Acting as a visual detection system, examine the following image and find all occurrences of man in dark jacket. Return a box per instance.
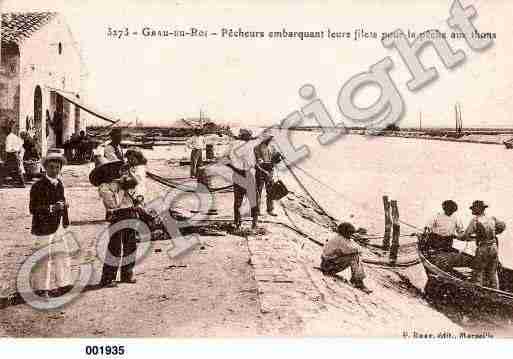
[29,149,71,298]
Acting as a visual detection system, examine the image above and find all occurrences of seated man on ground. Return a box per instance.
[320,222,372,294]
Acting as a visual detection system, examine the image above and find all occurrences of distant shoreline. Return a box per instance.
[285,128,513,146]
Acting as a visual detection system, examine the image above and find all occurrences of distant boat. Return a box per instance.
[504,139,513,149]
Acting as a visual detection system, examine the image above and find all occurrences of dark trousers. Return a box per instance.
[100,227,137,283]
[428,250,474,271]
[190,149,202,177]
[472,244,499,289]
[321,254,366,282]
[234,181,258,228]
[256,163,274,214]
[5,152,25,186]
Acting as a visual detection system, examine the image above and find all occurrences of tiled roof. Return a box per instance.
[1,12,58,45]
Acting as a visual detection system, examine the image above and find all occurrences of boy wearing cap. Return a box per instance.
[458,200,505,289]
[29,149,71,298]
[321,222,372,293]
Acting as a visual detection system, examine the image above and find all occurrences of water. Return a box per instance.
[146,133,513,266]
[275,133,513,267]
[145,133,513,331]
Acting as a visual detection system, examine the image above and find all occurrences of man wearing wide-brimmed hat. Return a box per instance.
[254,131,279,217]
[227,128,259,229]
[104,128,124,161]
[29,149,72,298]
[90,155,139,287]
[458,200,506,289]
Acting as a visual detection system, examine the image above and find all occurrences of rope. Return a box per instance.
[281,157,338,229]
[289,162,424,233]
[146,171,233,193]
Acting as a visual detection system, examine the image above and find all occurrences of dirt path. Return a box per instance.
[0,234,263,337]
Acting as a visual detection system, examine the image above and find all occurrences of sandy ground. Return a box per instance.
[0,145,499,337]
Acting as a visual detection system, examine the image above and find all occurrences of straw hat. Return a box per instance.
[42,148,67,168]
[469,200,488,211]
[89,155,124,187]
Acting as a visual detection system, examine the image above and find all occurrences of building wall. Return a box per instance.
[17,14,83,156]
[0,44,21,159]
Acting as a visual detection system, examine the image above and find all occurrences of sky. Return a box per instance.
[2,0,513,128]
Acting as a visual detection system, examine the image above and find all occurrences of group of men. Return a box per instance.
[425,199,506,289]
[224,129,280,230]
[63,130,93,162]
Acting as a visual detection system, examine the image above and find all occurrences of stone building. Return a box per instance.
[0,12,86,158]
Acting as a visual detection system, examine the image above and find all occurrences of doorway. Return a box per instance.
[33,85,43,154]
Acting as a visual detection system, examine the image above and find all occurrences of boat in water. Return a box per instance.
[417,233,513,307]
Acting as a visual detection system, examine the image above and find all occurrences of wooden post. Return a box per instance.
[390,200,400,263]
[383,196,391,250]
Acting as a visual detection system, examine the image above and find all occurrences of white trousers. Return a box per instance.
[31,226,72,291]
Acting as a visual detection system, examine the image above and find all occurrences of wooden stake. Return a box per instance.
[383,196,391,250]
[390,200,400,263]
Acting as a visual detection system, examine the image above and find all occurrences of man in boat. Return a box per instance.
[458,200,505,289]
[425,200,464,251]
[424,200,476,272]
[320,222,372,294]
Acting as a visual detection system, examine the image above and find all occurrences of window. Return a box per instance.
[58,42,62,55]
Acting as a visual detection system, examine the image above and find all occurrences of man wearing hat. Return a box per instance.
[104,128,124,161]
[228,128,259,229]
[90,155,139,287]
[458,200,506,289]
[320,222,372,293]
[254,132,278,217]
[29,149,72,298]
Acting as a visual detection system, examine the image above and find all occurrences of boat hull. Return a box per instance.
[418,235,513,307]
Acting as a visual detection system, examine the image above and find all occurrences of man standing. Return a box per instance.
[254,134,277,216]
[4,124,25,187]
[187,128,206,177]
[90,156,139,287]
[29,150,71,298]
[228,129,259,230]
[424,200,474,272]
[104,128,124,161]
[458,200,505,289]
[321,222,372,293]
